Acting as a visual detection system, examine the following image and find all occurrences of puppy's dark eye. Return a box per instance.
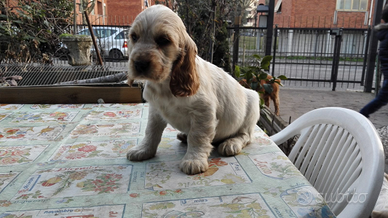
[131,33,139,43]
[155,36,171,46]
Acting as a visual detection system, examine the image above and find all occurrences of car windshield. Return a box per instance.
[78,28,118,39]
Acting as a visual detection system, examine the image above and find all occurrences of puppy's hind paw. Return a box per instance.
[126,147,156,161]
[218,138,244,156]
[179,158,208,175]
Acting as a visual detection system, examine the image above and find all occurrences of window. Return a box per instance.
[115,30,129,40]
[275,0,282,13]
[78,29,92,36]
[98,1,102,15]
[337,0,368,11]
[96,29,117,38]
[78,28,117,39]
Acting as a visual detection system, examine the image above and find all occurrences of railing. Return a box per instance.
[228,25,371,91]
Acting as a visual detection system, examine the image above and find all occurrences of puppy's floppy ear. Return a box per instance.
[170,34,199,97]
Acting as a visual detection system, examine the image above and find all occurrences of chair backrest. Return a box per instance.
[270,107,385,218]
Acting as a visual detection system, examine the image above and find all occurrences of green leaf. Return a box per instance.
[274,80,284,86]
[263,55,273,61]
[241,67,250,75]
[252,54,261,60]
[258,73,268,80]
[245,71,253,82]
[261,55,273,71]
[247,66,258,70]
[263,84,273,94]
[234,65,241,78]
[277,75,288,80]
[251,82,258,90]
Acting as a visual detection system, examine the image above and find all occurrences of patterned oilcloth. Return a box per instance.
[0,103,335,217]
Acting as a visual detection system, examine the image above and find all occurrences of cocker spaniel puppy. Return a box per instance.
[126,5,260,175]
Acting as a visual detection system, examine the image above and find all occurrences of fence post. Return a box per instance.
[361,28,371,86]
[272,25,278,76]
[265,0,275,57]
[365,0,384,93]
[330,28,343,91]
[232,16,241,75]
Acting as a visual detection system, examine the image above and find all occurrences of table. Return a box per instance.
[0,103,335,217]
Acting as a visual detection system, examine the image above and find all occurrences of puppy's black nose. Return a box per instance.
[134,60,150,73]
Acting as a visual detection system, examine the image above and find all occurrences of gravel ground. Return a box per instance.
[376,126,388,173]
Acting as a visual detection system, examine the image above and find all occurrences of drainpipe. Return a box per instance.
[101,0,105,25]
[73,0,77,34]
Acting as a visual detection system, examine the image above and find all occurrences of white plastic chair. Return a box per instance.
[270,107,385,218]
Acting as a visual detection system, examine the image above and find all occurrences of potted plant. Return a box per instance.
[234,55,287,103]
[234,55,288,135]
[59,33,93,66]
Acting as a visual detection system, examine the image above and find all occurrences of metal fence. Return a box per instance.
[2,11,376,91]
[0,15,133,87]
[228,24,373,91]
[227,27,267,67]
[272,27,370,90]
[0,64,126,87]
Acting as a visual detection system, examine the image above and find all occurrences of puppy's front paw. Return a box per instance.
[126,147,156,161]
[179,158,208,175]
[218,138,243,156]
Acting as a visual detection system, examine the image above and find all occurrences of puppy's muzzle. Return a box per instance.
[134,60,150,73]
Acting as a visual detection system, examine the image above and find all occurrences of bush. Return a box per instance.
[175,1,232,71]
[0,0,74,63]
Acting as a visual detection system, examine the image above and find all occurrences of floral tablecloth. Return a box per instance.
[0,103,335,217]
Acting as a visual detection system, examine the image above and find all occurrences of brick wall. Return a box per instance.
[107,0,143,25]
[106,0,173,25]
[258,0,375,28]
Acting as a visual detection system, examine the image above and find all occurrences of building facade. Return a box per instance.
[258,0,378,28]
[106,0,172,25]
[106,0,144,25]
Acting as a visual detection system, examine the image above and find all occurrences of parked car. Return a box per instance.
[77,26,129,60]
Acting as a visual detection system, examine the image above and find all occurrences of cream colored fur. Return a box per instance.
[126,5,260,175]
